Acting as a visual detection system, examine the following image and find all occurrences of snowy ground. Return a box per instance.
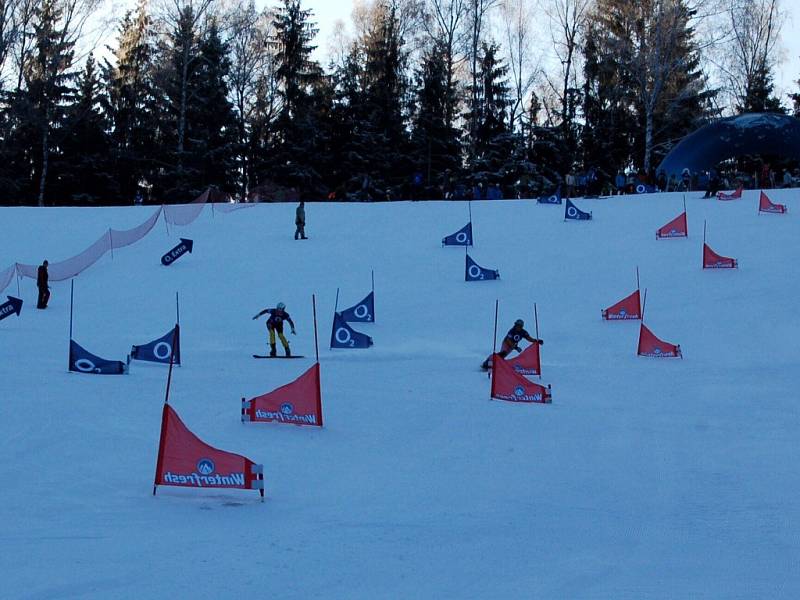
[1,191,798,599]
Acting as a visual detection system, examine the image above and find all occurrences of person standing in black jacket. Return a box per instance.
[295,201,307,239]
[37,260,50,309]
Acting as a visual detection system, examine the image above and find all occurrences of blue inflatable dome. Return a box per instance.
[657,113,800,178]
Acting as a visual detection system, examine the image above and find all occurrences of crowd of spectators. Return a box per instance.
[244,160,799,204]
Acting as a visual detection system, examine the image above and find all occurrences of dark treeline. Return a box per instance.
[0,0,791,206]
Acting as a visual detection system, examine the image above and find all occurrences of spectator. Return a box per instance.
[566,170,576,198]
[681,168,691,191]
[615,170,626,195]
[657,170,667,192]
[760,162,772,189]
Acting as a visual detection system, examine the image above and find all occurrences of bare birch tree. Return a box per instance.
[720,0,784,111]
[465,0,499,154]
[226,1,276,196]
[540,0,591,146]
[500,0,538,132]
[421,0,467,127]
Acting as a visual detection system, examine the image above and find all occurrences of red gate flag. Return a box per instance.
[637,324,681,358]
[656,212,688,238]
[717,186,743,201]
[703,243,737,269]
[602,289,642,320]
[241,363,323,427]
[759,191,787,214]
[490,354,551,403]
[506,342,541,377]
[153,404,264,497]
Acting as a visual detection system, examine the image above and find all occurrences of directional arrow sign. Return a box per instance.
[0,296,23,321]
[161,238,194,266]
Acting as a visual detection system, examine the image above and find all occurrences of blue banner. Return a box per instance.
[565,199,592,221]
[330,312,373,349]
[537,188,562,204]
[442,222,473,246]
[0,296,23,322]
[465,254,500,281]
[131,325,180,365]
[635,183,656,194]
[69,340,129,375]
[340,291,375,323]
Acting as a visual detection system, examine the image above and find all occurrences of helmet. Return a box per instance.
[277,302,286,310]
[514,319,524,327]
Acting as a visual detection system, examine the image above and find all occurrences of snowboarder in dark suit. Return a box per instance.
[36,260,50,309]
[252,302,296,356]
[481,319,543,370]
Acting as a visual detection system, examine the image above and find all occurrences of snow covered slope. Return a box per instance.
[1,191,798,599]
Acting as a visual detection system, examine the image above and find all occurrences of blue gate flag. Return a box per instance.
[565,199,592,221]
[69,340,129,374]
[465,254,500,281]
[442,222,473,246]
[131,325,180,365]
[340,291,375,323]
[537,188,562,204]
[330,312,373,349]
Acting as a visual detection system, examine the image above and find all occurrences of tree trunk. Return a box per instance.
[177,42,190,162]
[38,123,50,207]
[644,104,654,174]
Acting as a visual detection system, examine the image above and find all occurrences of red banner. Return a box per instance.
[717,186,743,201]
[602,289,641,320]
[242,363,323,427]
[505,342,541,376]
[154,404,264,495]
[637,324,681,358]
[490,354,551,403]
[656,211,688,238]
[703,243,737,269]
[759,191,787,214]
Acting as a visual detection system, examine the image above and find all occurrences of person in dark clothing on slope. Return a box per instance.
[481,319,543,370]
[37,260,50,309]
[252,302,296,356]
[295,201,307,239]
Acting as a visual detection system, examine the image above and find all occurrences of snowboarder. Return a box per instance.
[295,201,307,239]
[36,260,50,309]
[481,319,543,370]
[252,302,296,356]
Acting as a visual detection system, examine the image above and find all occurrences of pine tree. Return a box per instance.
[580,20,632,181]
[328,43,369,198]
[267,0,326,195]
[739,64,784,114]
[55,54,116,204]
[13,0,78,205]
[153,3,236,201]
[105,0,159,203]
[358,1,412,198]
[524,93,566,195]
[467,42,513,189]
[191,22,239,194]
[410,41,462,196]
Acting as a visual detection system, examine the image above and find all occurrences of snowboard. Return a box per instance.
[253,354,305,359]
